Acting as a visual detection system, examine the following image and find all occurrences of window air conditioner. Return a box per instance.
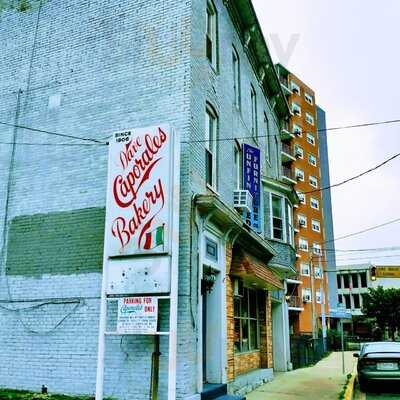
[302,294,311,303]
[233,279,244,297]
[299,220,306,227]
[295,151,302,159]
[296,173,303,181]
[233,190,253,212]
[294,129,301,136]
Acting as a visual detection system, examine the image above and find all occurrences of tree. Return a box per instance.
[362,286,400,340]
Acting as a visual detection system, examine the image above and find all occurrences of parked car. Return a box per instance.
[354,342,400,391]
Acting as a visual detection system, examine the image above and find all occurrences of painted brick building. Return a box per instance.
[0,0,298,399]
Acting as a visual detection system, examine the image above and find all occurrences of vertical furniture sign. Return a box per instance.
[243,143,261,233]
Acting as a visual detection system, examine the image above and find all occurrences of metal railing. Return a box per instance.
[281,142,293,156]
[287,296,302,308]
[282,166,295,180]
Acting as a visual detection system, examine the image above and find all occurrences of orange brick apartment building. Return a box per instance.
[277,64,330,337]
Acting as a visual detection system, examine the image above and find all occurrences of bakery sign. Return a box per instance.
[105,124,173,256]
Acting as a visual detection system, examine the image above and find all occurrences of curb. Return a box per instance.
[341,362,358,400]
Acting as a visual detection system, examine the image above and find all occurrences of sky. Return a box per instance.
[253,0,400,266]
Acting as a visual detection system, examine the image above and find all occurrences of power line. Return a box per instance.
[322,246,400,253]
[0,141,107,147]
[320,217,400,245]
[301,151,400,195]
[0,121,106,144]
[336,254,400,263]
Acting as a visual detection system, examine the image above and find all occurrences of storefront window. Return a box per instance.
[234,286,260,353]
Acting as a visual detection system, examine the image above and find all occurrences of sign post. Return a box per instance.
[330,308,352,375]
[95,124,180,400]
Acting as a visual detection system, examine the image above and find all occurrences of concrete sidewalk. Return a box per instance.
[247,351,355,400]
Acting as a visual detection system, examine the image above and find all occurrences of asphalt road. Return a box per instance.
[354,382,400,399]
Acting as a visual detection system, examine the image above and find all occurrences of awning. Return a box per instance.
[230,248,283,290]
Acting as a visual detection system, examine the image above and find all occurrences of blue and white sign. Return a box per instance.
[330,309,352,320]
[243,143,261,233]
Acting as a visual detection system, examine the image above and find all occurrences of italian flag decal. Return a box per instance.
[143,225,164,250]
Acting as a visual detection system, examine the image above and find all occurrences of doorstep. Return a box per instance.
[228,368,273,397]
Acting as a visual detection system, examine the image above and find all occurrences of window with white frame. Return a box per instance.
[306,132,315,145]
[206,1,218,69]
[294,144,303,159]
[271,194,284,241]
[234,285,260,352]
[298,237,308,252]
[313,242,322,255]
[314,265,323,279]
[300,262,310,276]
[251,85,258,140]
[304,92,313,105]
[305,112,314,125]
[290,81,300,95]
[310,197,319,210]
[205,105,218,188]
[232,47,240,109]
[295,168,304,182]
[264,113,270,161]
[292,123,302,136]
[292,102,301,116]
[311,219,321,232]
[297,191,306,205]
[309,175,318,188]
[298,214,307,228]
[302,288,312,303]
[287,202,294,246]
[308,153,317,167]
[234,143,242,189]
[316,289,322,304]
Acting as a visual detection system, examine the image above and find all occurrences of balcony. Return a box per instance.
[281,166,296,185]
[281,143,296,163]
[279,77,292,96]
[281,121,295,141]
[287,296,304,311]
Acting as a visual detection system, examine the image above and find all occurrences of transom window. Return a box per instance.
[205,105,218,188]
[234,286,260,353]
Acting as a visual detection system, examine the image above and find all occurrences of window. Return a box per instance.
[338,294,343,305]
[310,197,319,210]
[316,290,322,304]
[234,286,260,352]
[205,105,218,188]
[343,274,349,289]
[337,274,342,289]
[292,123,302,136]
[297,191,306,205]
[305,112,314,125]
[271,194,284,241]
[206,1,218,69]
[360,272,367,288]
[287,202,294,246]
[232,47,240,109]
[294,144,303,159]
[302,288,312,303]
[353,293,360,309]
[298,237,308,252]
[311,219,321,232]
[351,273,359,289]
[251,85,258,140]
[314,266,323,279]
[205,237,218,262]
[264,113,270,161]
[304,92,313,105]
[295,168,304,182]
[290,81,300,95]
[298,214,307,228]
[301,262,310,276]
[308,153,317,167]
[309,175,318,188]
[234,144,242,189]
[344,294,351,309]
[313,242,322,255]
[292,102,301,116]
[306,133,315,145]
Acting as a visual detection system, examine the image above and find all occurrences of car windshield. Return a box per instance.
[363,342,400,354]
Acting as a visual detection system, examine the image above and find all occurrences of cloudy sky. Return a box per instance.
[253,0,400,266]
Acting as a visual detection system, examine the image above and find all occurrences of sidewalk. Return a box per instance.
[247,351,355,400]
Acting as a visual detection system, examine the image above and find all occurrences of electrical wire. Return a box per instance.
[322,246,400,253]
[0,141,107,146]
[0,121,106,144]
[300,151,400,195]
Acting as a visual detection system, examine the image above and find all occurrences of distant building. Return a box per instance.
[275,64,332,338]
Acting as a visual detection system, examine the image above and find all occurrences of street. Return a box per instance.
[354,383,400,399]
